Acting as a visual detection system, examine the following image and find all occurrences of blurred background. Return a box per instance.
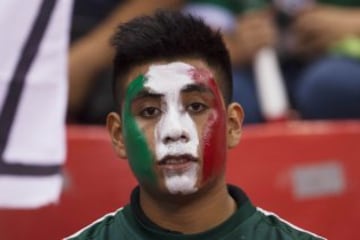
[0,0,359,239]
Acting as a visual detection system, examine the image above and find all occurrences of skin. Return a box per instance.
[291,5,360,58]
[107,58,244,233]
[232,9,278,64]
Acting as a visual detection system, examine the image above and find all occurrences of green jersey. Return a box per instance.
[66,185,325,240]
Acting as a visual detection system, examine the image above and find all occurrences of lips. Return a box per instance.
[158,154,198,171]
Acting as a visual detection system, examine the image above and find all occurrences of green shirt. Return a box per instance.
[66,185,325,240]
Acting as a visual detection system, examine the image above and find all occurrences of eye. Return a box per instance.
[139,107,161,118]
[187,102,208,114]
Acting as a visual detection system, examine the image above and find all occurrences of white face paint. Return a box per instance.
[144,62,200,194]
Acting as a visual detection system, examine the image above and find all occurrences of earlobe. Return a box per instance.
[226,103,244,148]
[106,112,128,159]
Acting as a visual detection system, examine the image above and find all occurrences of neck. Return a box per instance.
[139,178,236,234]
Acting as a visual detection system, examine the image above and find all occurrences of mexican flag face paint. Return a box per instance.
[122,61,227,195]
[189,68,227,183]
[122,75,157,185]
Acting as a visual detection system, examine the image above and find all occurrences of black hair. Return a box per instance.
[111,10,233,108]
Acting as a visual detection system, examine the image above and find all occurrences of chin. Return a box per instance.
[163,162,200,195]
[165,178,199,195]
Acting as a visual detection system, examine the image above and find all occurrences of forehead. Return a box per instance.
[144,62,194,92]
[124,59,218,92]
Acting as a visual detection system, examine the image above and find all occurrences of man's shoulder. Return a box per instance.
[254,207,326,240]
[64,207,126,240]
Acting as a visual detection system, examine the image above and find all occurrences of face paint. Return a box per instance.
[122,75,156,185]
[123,61,227,195]
[189,68,227,183]
[145,62,200,194]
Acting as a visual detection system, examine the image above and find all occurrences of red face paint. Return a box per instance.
[189,68,227,183]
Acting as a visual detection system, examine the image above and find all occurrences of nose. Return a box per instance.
[162,113,190,144]
[159,108,190,144]
[163,131,189,144]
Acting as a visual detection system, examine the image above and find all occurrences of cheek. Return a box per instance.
[138,121,157,155]
[201,109,227,182]
[122,115,157,185]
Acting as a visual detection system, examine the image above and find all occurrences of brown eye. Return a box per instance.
[139,107,161,118]
[187,102,207,113]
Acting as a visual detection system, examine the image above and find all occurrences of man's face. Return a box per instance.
[119,60,228,195]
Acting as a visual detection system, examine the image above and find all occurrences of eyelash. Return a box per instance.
[139,107,161,119]
[138,102,208,119]
[186,102,208,114]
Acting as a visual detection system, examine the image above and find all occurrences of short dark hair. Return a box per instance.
[111,10,233,109]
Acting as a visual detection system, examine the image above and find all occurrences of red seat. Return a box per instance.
[0,121,359,239]
[227,121,360,239]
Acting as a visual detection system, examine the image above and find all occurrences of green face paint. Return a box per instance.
[122,74,156,185]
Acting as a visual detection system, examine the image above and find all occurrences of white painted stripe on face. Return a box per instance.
[145,62,199,161]
[145,62,200,194]
[164,162,199,195]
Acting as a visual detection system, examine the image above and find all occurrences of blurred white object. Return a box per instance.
[183,3,236,32]
[254,47,289,120]
[274,0,315,15]
[253,0,315,121]
[0,0,72,208]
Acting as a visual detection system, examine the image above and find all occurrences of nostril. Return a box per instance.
[164,136,172,144]
[180,135,188,142]
[163,134,189,144]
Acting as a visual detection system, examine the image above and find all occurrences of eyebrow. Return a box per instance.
[131,83,213,103]
[181,83,213,95]
[132,88,163,101]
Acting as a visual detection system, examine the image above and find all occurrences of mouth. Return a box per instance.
[158,154,198,171]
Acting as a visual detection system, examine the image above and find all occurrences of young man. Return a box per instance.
[66,11,325,239]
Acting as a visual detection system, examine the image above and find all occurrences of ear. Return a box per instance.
[106,112,127,159]
[226,103,244,148]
